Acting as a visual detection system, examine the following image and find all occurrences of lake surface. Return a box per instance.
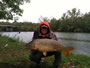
[1,32,90,56]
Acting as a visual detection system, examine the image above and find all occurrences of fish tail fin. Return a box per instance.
[64,47,74,57]
[64,50,70,57]
[67,46,74,51]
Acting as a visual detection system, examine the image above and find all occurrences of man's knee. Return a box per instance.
[29,51,42,63]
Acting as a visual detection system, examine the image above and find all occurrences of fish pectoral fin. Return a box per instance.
[43,51,47,56]
[64,50,70,57]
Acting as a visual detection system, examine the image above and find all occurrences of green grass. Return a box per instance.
[0,35,90,68]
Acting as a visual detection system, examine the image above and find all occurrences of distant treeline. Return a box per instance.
[0,22,39,31]
[49,8,90,32]
[0,8,90,32]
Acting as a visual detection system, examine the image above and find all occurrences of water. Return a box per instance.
[1,32,90,56]
[1,32,34,42]
[55,32,90,56]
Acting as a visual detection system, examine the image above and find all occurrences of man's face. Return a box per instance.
[41,27,48,34]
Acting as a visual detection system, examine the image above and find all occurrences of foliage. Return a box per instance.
[49,8,90,32]
[0,0,30,20]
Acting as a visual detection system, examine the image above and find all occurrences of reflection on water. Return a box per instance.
[1,32,90,56]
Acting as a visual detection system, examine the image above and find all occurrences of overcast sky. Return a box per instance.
[18,0,90,23]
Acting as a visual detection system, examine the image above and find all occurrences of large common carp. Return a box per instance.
[24,39,74,56]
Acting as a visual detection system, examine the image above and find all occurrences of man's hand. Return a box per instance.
[50,49,58,52]
[31,48,37,51]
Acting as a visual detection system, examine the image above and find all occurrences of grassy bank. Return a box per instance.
[0,36,90,68]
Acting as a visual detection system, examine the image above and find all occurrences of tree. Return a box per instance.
[0,0,30,20]
[59,8,82,32]
[67,8,80,18]
[49,18,59,31]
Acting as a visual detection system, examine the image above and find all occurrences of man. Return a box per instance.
[29,21,61,68]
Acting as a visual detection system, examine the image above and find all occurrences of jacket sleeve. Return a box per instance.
[32,31,39,40]
[49,32,58,41]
